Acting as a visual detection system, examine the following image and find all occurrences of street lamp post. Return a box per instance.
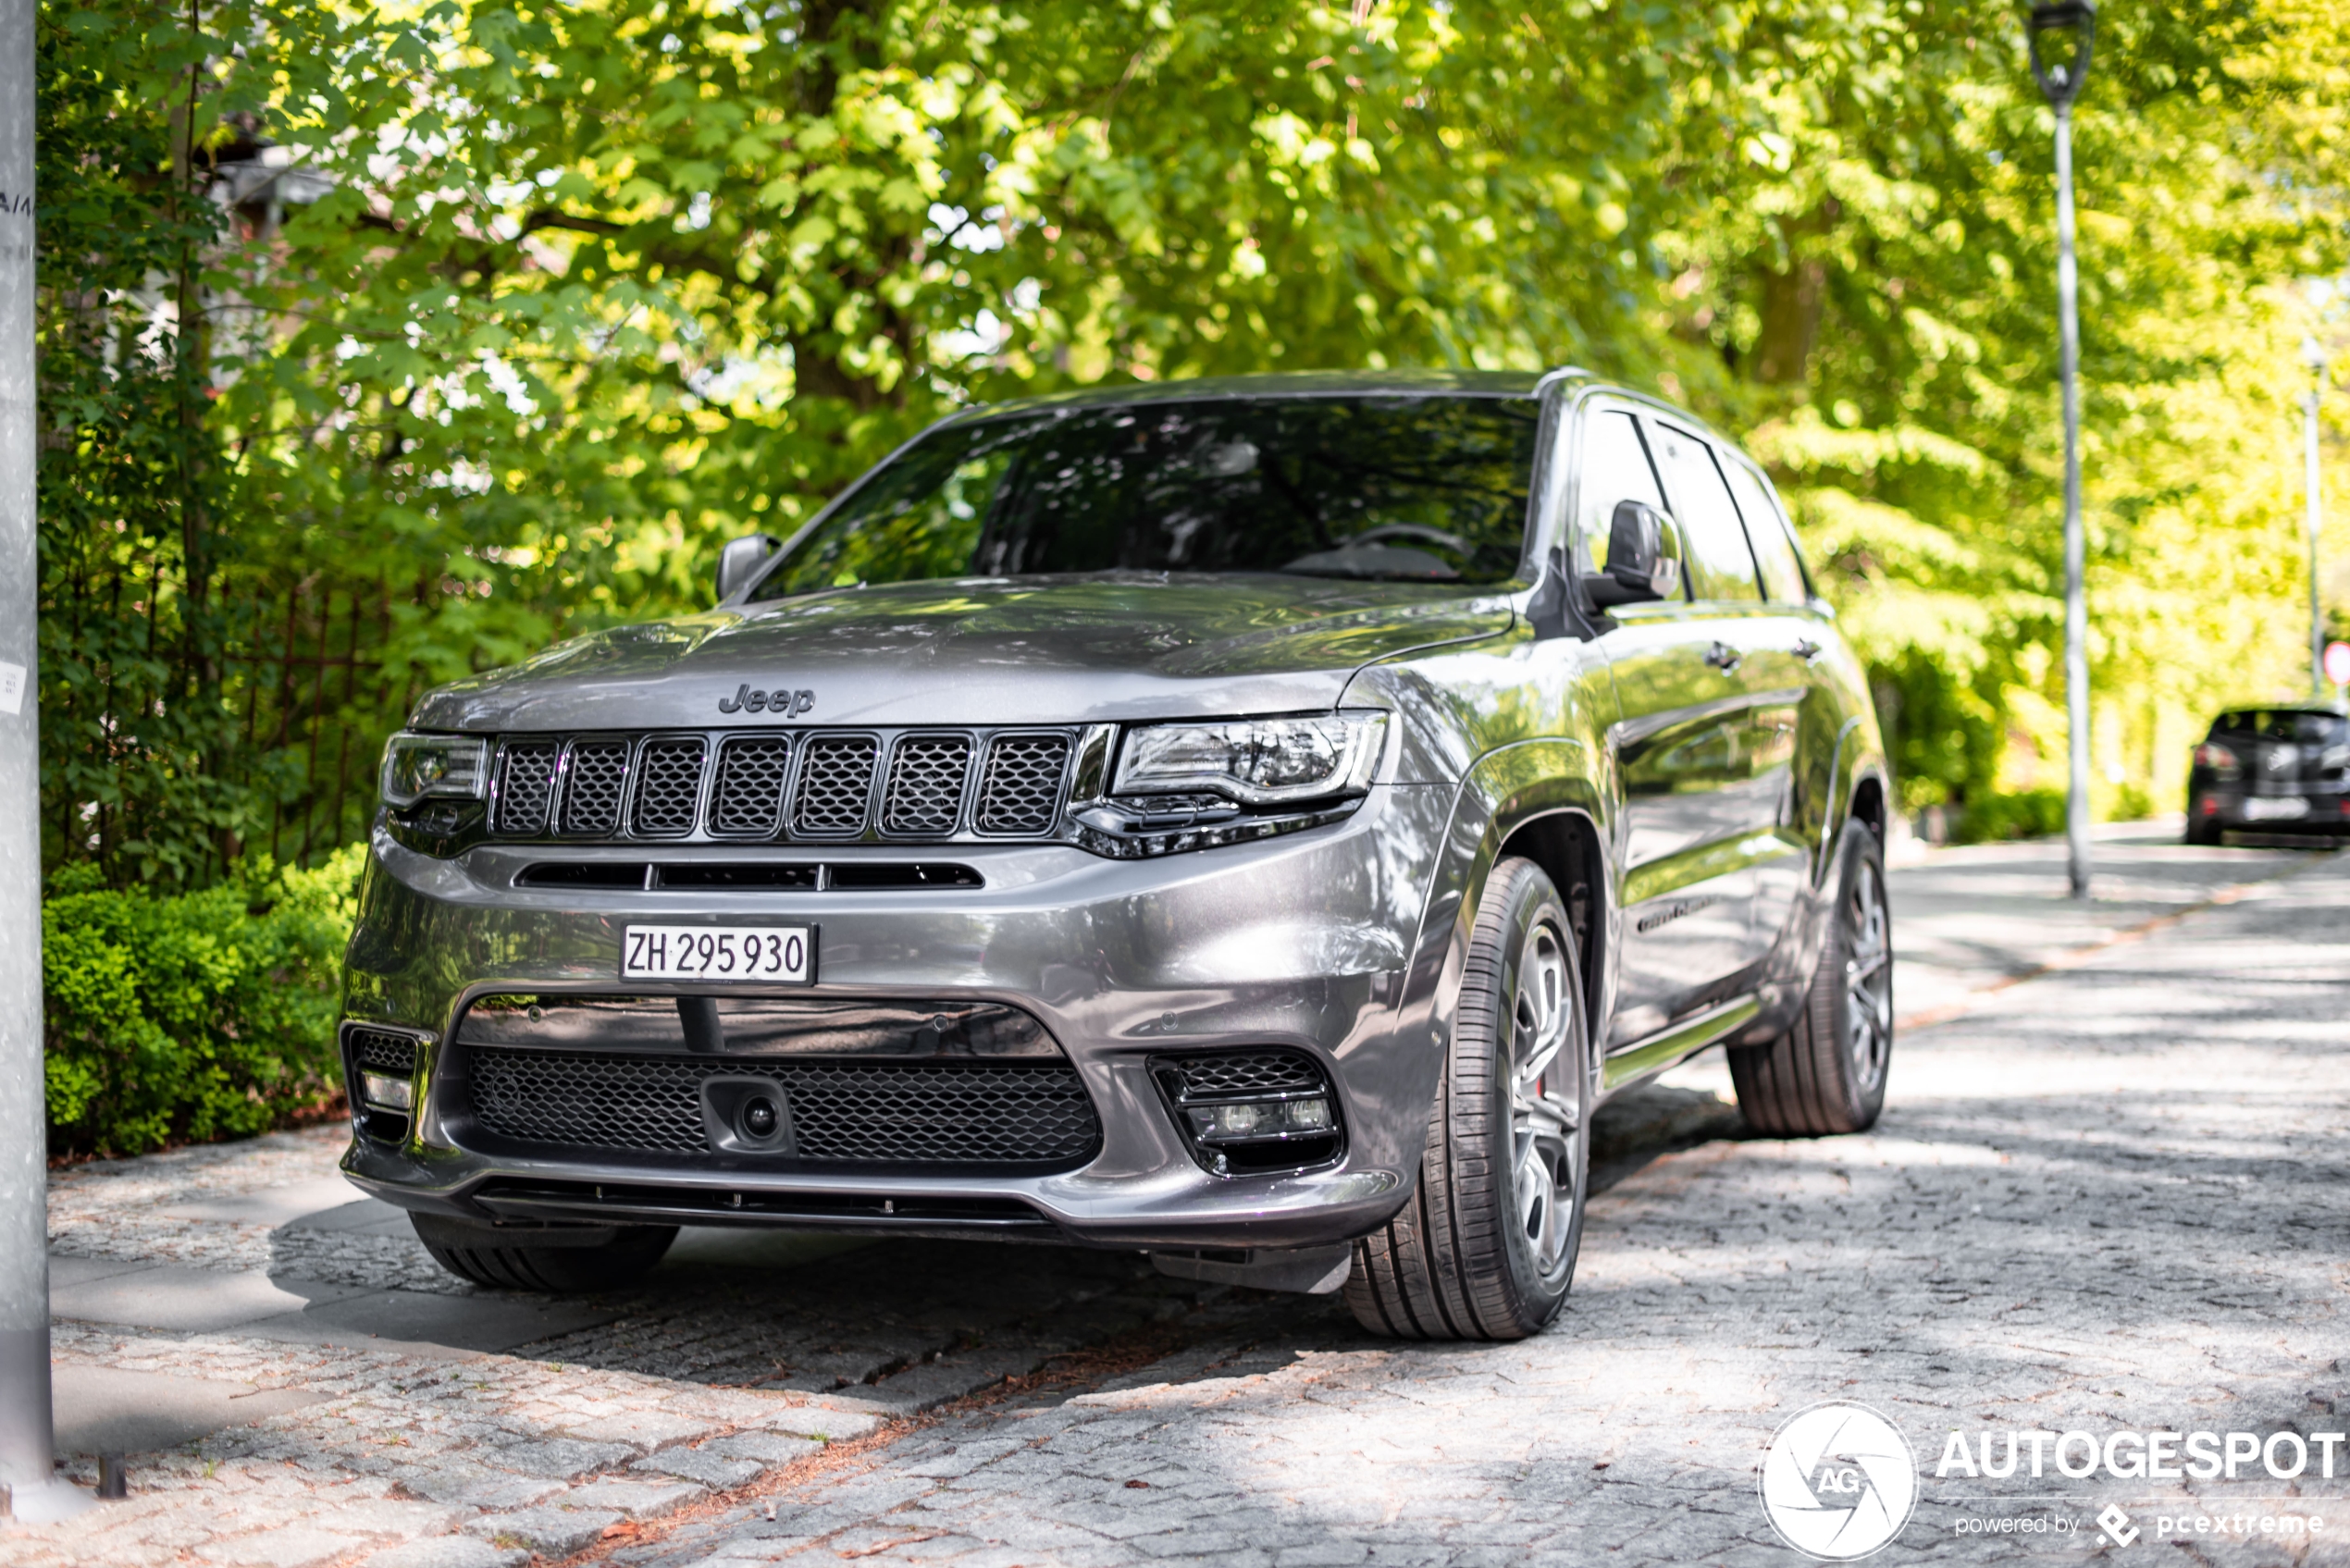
[2305,337,2330,698]
[2030,0,2096,901]
[0,0,80,1525]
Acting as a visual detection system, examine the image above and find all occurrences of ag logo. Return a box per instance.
[1759,1401,1919,1561]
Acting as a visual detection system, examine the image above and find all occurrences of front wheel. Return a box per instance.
[1729,819,1893,1136]
[1347,857,1593,1340]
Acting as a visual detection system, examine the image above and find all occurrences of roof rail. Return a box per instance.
[1532,366,1594,396]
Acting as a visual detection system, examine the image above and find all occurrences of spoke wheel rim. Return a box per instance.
[1843,859,1893,1093]
[1507,919,1582,1282]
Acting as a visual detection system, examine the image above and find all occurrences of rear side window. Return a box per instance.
[1573,409,1679,590]
[1719,459,1809,605]
[1645,421,1762,603]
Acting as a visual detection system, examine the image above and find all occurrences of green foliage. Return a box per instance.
[43,846,365,1155]
[36,0,2350,885]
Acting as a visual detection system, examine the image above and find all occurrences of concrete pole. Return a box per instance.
[0,0,81,1525]
[2055,104,2092,901]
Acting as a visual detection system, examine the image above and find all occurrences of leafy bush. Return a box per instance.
[43,846,365,1156]
[1954,791,2070,845]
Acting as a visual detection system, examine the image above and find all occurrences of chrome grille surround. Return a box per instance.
[631,735,708,837]
[562,740,632,834]
[881,734,974,837]
[478,726,1084,845]
[975,733,1072,836]
[794,735,882,837]
[491,741,561,835]
[708,735,794,836]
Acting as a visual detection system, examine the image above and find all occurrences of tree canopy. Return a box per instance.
[38,0,2350,881]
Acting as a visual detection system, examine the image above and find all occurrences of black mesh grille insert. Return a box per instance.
[794,736,879,836]
[976,735,1070,835]
[563,741,631,833]
[494,742,561,835]
[348,1028,418,1076]
[465,1049,1100,1167]
[1160,1049,1326,1099]
[632,737,707,836]
[710,736,793,835]
[883,735,971,835]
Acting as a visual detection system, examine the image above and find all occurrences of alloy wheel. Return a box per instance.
[1844,859,1894,1093]
[1507,919,1582,1282]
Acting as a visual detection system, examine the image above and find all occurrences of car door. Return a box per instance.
[1575,406,1757,1048]
[1716,452,1834,949]
[1609,416,1806,1028]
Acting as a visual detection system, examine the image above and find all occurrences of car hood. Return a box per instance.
[409,574,1516,732]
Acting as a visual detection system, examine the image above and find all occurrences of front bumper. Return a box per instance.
[340,783,1453,1250]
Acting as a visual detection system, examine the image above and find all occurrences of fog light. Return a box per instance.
[1282,1097,1332,1130]
[360,1071,414,1111]
[1194,1103,1269,1139]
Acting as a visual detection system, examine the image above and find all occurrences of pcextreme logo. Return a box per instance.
[1760,1401,1921,1561]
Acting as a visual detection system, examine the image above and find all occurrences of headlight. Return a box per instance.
[380,732,489,809]
[1113,713,1387,806]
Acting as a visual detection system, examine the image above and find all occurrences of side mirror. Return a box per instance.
[1582,500,1683,608]
[715,533,780,603]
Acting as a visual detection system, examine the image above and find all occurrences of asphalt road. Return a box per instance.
[6,825,2345,1567]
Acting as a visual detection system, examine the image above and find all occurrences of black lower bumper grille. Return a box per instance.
[465,1048,1101,1169]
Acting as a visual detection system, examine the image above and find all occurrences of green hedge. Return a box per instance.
[43,846,365,1157]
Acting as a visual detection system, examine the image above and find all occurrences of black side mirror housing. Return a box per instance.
[1582,500,1683,608]
[715,533,781,603]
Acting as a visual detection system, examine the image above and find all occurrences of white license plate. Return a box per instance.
[2244,796,2310,822]
[623,925,814,983]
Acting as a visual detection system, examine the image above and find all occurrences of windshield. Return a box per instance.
[749,394,1540,599]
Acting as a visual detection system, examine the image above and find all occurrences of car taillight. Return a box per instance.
[2194,742,2240,777]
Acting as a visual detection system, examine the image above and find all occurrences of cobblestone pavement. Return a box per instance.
[6,836,2345,1565]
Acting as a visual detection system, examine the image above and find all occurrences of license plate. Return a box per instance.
[2244,796,2310,822]
[623,925,814,983]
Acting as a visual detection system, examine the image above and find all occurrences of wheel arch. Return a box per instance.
[1494,809,1607,1031]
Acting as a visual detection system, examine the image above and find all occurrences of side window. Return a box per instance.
[1644,421,1762,603]
[1573,409,1672,583]
[1719,458,1810,605]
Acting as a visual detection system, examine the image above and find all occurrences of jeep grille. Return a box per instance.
[485,727,1076,844]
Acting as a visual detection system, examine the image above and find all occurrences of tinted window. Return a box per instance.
[1645,422,1762,602]
[750,396,1541,598]
[1574,409,1674,587]
[1720,459,1808,604]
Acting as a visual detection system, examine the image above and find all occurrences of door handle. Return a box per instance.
[1704,641,1742,673]
[1792,638,1824,662]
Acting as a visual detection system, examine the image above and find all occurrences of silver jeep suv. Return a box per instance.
[340,370,1892,1340]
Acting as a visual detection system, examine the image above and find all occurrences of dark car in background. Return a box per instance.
[2186,705,2350,844]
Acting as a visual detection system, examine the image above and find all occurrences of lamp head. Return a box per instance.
[2028,1,2096,109]
[2304,336,2331,377]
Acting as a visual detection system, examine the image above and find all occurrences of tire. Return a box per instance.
[1730,819,1893,1137]
[1346,856,1592,1340]
[411,1214,677,1292]
[2184,806,2221,846]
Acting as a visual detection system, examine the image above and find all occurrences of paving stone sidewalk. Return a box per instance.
[4,832,2341,1565]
